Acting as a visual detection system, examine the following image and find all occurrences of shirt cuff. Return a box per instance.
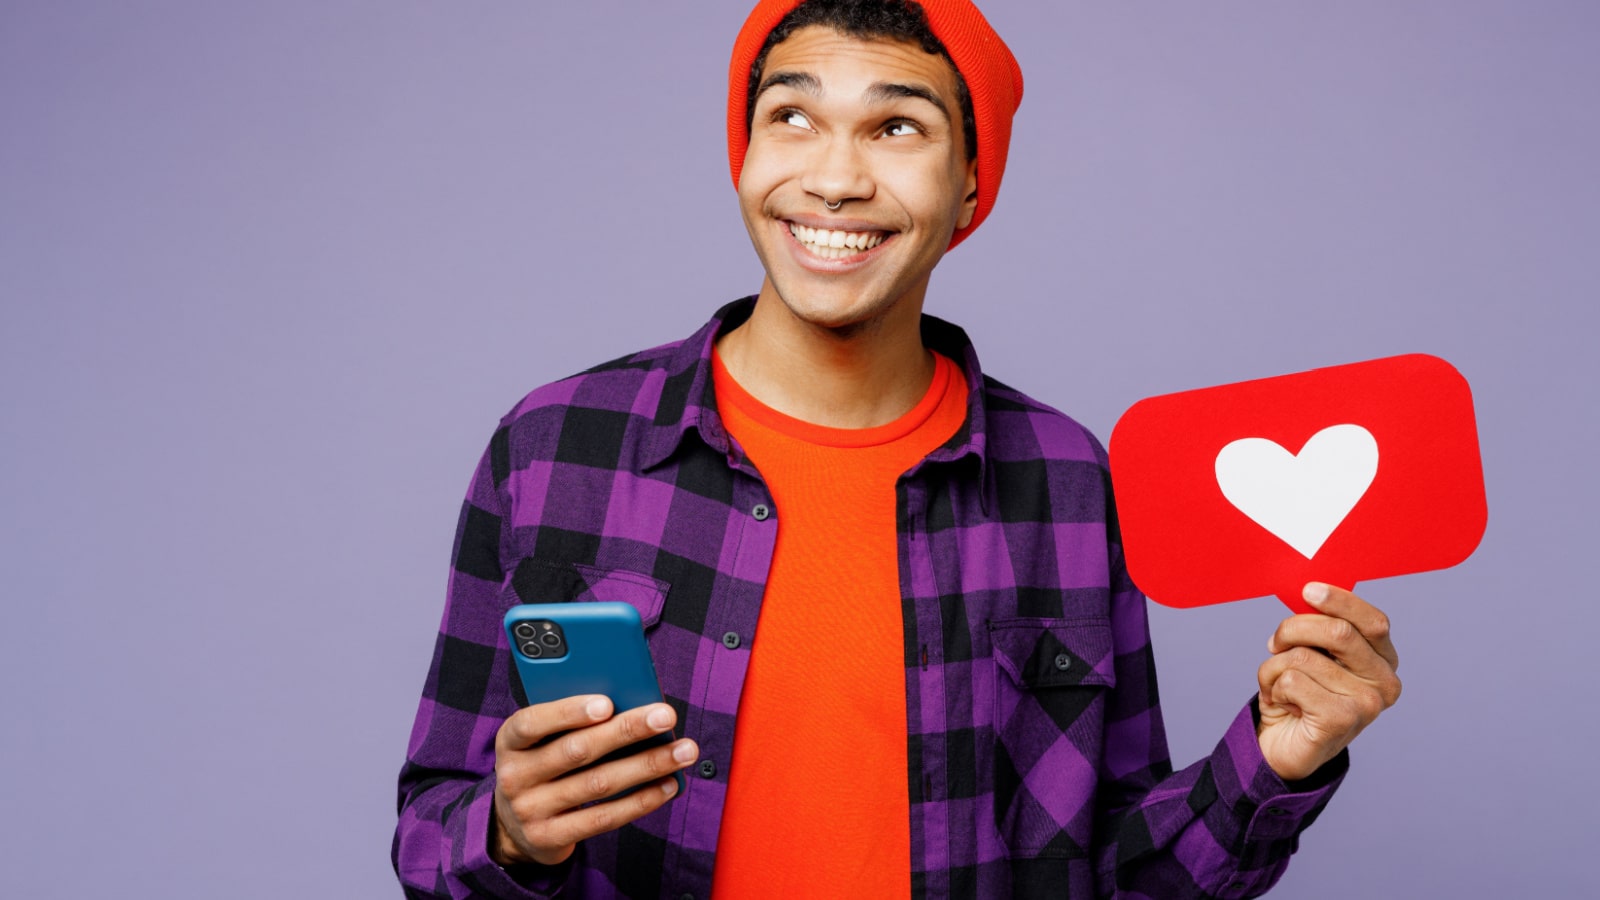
[456,776,575,898]
[1212,697,1349,845]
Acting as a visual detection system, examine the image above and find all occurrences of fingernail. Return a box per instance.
[585,697,610,720]
[661,780,678,797]
[1303,582,1330,606]
[673,741,696,764]
[647,707,673,730]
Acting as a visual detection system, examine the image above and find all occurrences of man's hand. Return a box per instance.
[1256,583,1401,782]
[490,695,698,867]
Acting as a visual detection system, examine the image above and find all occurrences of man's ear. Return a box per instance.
[955,158,979,230]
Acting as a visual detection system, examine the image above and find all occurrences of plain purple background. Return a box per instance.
[3,2,1595,896]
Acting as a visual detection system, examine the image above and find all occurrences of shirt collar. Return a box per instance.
[640,298,995,499]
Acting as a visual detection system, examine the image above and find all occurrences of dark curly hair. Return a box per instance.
[745,0,977,161]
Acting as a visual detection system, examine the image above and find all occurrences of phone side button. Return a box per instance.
[698,759,717,779]
[721,631,742,650]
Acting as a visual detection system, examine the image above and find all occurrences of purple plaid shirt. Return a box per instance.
[394,298,1345,899]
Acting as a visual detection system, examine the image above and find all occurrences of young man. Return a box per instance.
[394,1,1401,898]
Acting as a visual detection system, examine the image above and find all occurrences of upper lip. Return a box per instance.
[783,214,895,234]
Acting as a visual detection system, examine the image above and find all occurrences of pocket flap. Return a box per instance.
[990,617,1116,689]
[507,559,669,628]
[573,564,668,627]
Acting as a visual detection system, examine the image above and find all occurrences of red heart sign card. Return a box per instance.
[1108,354,1487,615]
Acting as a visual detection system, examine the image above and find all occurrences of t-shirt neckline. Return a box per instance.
[711,350,955,450]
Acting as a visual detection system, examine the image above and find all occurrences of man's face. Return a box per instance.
[738,26,979,335]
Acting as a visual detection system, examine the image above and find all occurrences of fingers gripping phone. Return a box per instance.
[502,602,685,798]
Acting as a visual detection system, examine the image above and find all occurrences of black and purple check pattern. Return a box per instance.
[394,299,1345,899]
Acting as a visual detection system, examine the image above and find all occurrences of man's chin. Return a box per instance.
[770,292,898,339]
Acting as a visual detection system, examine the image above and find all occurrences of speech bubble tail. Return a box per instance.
[1275,592,1318,616]
[1277,578,1359,616]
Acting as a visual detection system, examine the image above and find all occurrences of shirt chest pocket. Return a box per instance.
[989,616,1117,859]
[503,558,669,628]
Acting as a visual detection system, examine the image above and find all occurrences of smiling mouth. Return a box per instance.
[788,222,889,260]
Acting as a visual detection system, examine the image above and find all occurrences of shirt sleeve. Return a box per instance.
[392,434,577,899]
[1092,546,1347,899]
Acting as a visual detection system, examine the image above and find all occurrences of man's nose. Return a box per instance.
[801,135,874,207]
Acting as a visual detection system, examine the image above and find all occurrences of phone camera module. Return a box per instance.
[513,619,568,660]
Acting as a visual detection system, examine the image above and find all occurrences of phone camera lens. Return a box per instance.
[519,641,543,658]
[514,622,537,640]
[540,632,562,648]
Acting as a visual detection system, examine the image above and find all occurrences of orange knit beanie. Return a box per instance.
[726,0,1023,250]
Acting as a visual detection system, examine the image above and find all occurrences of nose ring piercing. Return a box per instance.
[825,199,843,210]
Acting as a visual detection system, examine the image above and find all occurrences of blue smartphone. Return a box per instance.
[502,601,685,798]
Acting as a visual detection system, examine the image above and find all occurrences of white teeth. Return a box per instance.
[787,223,887,258]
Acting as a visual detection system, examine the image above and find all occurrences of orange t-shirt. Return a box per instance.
[709,350,968,898]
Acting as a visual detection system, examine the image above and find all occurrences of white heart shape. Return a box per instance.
[1214,424,1379,559]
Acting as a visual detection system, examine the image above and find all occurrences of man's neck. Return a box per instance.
[716,289,936,430]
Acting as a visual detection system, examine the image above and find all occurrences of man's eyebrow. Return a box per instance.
[863,81,951,123]
[754,73,951,125]
[755,71,821,103]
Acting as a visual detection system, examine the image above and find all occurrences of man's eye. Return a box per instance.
[883,120,922,137]
[778,109,812,129]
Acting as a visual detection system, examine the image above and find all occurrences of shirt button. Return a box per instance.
[752,503,771,521]
[1053,653,1073,671]
[698,759,717,779]
[721,631,741,650]
[1266,806,1289,817]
